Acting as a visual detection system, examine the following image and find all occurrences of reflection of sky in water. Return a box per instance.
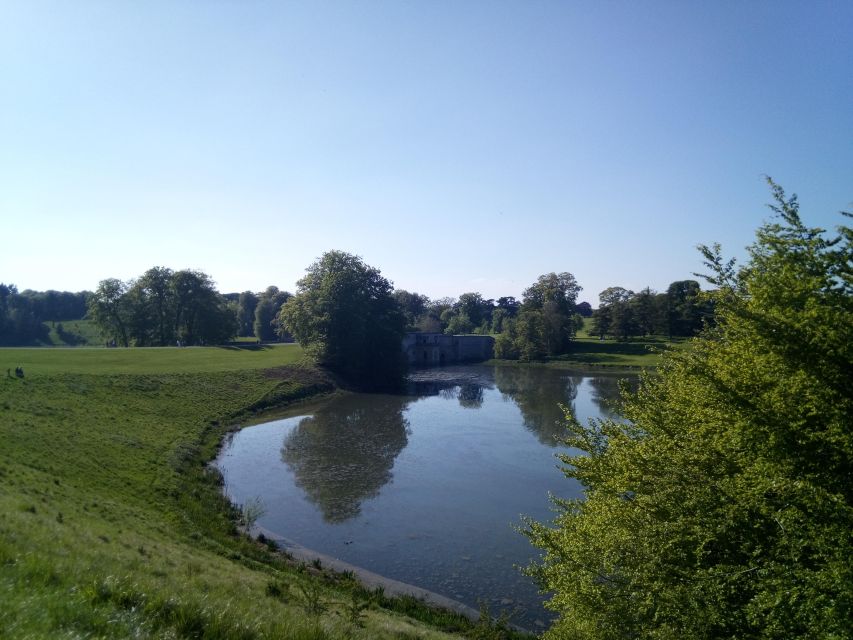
[216,365,634,630]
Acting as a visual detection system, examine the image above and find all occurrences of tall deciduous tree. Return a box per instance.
[236,291,259,337]
[254,286,291,342]
[89,278,131,346]
[519,272,583,356]
[279,251,406,389]
[392,289,430,331]
[524,183,853,638]
[666,279,708,337]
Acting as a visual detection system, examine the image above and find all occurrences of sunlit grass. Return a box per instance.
[0,343,306,375]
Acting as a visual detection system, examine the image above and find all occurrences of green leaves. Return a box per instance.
[525,183,853,638]
[279,251,407,390]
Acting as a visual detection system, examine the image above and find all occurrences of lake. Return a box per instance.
[214,365,635,629]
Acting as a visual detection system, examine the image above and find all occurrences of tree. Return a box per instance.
[392,289,430,331]
[630,287,658,336]
[590,305,612,339]
[666,279,708,337]
[493,273,582,359]
[236,291,259,337]
[524,183,853,638]
[170,270,236,345]
[456,292,491,329]
[490,307,511,334]
[418,297,455,333]
[89,278,131,346]
[496,296,521,317]
[576,301,593,317]
[444,311,474,335]
[596,286,636,340]
[254,286,291,342]
[279,251,406,389]
[522,272,581,315]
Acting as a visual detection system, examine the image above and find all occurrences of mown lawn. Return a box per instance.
[488,333,690,370]
[0,348,518,639]
[547,334,689,369]
[1,343,306,375]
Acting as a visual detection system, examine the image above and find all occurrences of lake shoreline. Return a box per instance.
[253,525,485,623]
[216,364,632,630]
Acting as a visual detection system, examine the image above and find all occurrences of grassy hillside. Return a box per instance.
[0,347,517,639]
[44,318,105,346]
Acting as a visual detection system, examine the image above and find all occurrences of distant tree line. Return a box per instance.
[391,275,711,362]
[87,267,295,347]
[590,280,713,341]
[4,265,712,355]
[0,284,91,345]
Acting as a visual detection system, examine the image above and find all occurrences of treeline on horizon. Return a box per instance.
[0,267,710,355]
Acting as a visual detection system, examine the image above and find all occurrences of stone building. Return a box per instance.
[402,333,495,366]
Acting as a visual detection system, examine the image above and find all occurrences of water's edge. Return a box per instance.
[252,524,482,622]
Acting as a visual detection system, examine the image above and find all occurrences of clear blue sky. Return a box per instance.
[2,1,851,304]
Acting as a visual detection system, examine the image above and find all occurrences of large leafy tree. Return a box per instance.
[89,269,236,346]
[279,251,406,389]
[236,290,259,337]
[504,272,582,358]
[392,289,431,331]
[89,278,132,346]
[525,183,852,639]
[665,279,709,337]
[170,269,236,345]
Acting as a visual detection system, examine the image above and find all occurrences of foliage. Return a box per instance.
[591,282,710,341]
[236,291,260,337]
[254,286,291,342]
[444,310,475,335]
[524,182,853,638]
[394,289,431,331]
[495,273,582,359]
[279,251,407,390]
[89,278,132,346]
[89,267,238,347]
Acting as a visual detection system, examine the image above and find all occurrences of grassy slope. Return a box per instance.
[44,318,105,346]
[547,334,687,369]
[0,347,509,639]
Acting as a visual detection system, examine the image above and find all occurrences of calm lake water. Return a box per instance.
[215,365,634,629]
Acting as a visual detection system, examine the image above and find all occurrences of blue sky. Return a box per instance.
[2,1,851,304]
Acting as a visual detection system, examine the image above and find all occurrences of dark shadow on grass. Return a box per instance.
[216,344,273,351]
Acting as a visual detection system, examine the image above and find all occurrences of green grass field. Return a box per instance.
[0,347,519,639]
[545,334,688,369]
[489,322,690,370]
[44,318,105,346]
[1,343,307,375]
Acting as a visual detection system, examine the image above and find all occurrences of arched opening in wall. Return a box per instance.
[423,351,428,363]
[439,352,446,365]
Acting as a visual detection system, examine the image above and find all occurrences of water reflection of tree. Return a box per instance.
[281,393,410,523]
[492,367,580,446]
[408,377,488,410]
[457,383,484,409]
[587,376,638,419]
